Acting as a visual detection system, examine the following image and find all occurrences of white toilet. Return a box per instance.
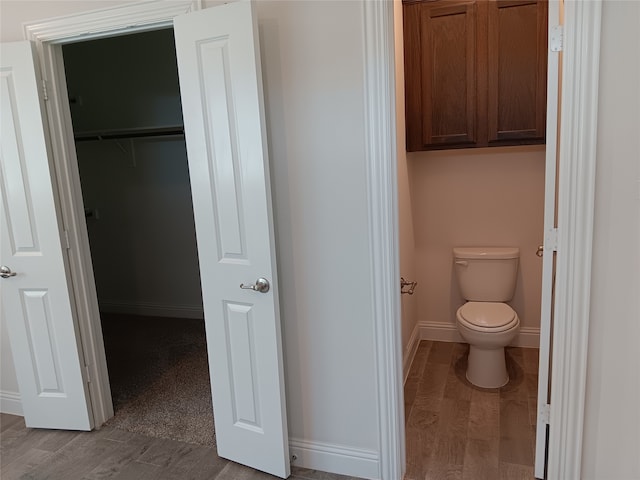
[453,247,520,388]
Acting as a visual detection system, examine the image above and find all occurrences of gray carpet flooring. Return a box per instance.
[100,313,215,447]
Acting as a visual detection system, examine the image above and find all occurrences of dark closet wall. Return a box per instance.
[63,29,203,318]
[64,29,182,132]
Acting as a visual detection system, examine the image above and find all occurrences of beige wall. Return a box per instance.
[581,1,640,478]
[407,146,546,334]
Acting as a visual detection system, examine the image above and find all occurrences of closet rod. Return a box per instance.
[74,126,184,142]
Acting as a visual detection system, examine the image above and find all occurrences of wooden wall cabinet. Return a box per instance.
[403,0,548,151]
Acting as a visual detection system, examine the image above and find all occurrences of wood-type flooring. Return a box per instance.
[1,340,538,480]
[0,413,358,480]
[404,341,539,480]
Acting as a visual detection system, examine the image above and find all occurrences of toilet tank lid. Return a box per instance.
[453,247,520,259]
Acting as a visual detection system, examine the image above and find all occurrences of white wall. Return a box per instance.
[581,2,640,479]
[255,0,378,459]
[1,0,380,476]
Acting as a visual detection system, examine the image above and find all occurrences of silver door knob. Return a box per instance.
[0,266,17,278]
[240,277,270,293]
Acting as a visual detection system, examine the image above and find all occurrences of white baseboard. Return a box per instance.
[0,390,22,416]
[403,322,421,384]
[289,438,380,480]
[512,327,541,348]
[419,321,463,343]
[419,321,540,348]
[99,301,204,319]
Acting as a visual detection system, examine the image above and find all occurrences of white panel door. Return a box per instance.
[0,41,92,430]
[174,3,289,478]
[534,1,562,477]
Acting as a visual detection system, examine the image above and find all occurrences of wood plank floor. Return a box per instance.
[0,414,358,480]
[404,341,539,480]
[1,340,538,480]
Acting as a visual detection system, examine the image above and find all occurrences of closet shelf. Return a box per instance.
[74,125,184,142]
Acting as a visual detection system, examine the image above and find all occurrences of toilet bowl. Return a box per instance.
[453,247,520,388]
[456,301,520,388]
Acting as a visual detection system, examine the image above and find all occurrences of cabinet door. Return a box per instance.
[404,1,477,151]
[487,0,548,143]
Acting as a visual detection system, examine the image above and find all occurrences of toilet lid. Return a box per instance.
[457,302,518,332]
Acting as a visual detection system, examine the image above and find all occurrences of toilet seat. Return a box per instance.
[457,302,518,333]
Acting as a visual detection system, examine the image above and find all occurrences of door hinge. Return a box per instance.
[545,227,558,252]
[550,25,563,52]
[539,403,551,425]
[84,364,91,383]
[63,230,71,250]
[42,79,49,101]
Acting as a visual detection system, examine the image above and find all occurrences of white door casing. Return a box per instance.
[174,3,289,478]
[0,41,92,430]
[23,0,201,432]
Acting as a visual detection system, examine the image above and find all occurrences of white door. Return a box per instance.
[534,1,562,477]
[0,42,92,430]
[174,2,289,478]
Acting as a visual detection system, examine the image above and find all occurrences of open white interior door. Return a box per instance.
[534,1,562,478]
[173,2,290,478]
[0,41,92,430]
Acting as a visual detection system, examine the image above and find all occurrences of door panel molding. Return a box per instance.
[0,69,40,253]
[20,289,65,395]
[194,36,249,262]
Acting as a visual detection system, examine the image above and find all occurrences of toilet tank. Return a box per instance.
[453,247,519,302]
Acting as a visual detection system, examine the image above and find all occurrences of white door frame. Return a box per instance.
[19,0,602,478]
[545,1,603,477]
[23,0,201,429]
[362,1,603,479]
[361,3,404,479]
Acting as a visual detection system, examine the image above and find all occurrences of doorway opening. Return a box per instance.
[61,28,215,447]
[394,1,559,478]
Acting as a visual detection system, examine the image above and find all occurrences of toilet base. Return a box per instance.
[466,345,509,388]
